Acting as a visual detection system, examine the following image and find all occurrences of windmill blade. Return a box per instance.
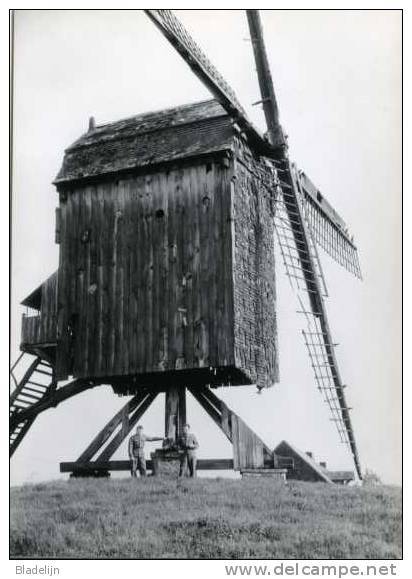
[247,9,362,479]
[145,9,362,281]
[299,171,362,279]
[144,9,273,156]
[246,9,285,149]
[274,162,362,479]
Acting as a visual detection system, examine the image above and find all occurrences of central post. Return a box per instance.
[164,385,187,442]
[151,386,187,476]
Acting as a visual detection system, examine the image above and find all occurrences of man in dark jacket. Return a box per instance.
[128,425,163,477]
[178,423,199,478]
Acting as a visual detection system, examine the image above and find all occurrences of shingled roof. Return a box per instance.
[54,99,234,185]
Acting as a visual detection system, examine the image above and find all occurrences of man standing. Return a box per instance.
[178,423,199,478]
[128,425,163,477]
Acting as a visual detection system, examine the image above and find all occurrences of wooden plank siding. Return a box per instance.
[56,160,237,382]
[53,100,279,389]
[21,272,58,347]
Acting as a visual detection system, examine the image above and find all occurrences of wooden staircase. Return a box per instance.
[10,355,56,456]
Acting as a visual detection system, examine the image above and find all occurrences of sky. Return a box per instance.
[10,9,402,486]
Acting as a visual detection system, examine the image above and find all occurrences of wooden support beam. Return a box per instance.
[59,387,277,477]
[189,386,274,470]
[76,392,148,462]
[96,392,158,462]
[165,386,186,440]
[189,387,232,442]
[198,386,224,414]
[178,387,186,436]
[60,458,235,473]
[165,387,179,441]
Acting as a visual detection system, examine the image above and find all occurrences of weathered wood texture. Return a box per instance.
[53,99,279,389]
[56,161,235,380]
[76,391,156,462]
[21,272,58,347]
[232,140,279,388]
[189,386,274,470]
[165,386,186,440]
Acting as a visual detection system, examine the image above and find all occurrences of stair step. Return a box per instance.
[38,361,52,367]
[27,380,48,389]
[18,397,40,407]
[23,386,47,396]
[35,369,53,377]
[17,386,44,400]
[13,401,30,409]
[17,391,40,406]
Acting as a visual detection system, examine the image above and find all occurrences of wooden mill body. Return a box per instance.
[46,99,279,393]
[19,99,279,459]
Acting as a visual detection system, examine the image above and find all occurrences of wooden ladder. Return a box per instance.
[10,355,56,456]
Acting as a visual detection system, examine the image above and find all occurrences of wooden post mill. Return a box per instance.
[11,10,363,484]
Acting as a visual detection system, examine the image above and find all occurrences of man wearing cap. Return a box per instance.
[128,425,163,477]
[178,423,199,478]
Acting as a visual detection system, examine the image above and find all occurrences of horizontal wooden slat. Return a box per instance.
[60,458,235,473]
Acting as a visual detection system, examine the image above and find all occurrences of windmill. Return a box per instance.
[10,10,362,482]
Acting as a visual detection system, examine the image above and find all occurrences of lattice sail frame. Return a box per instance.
[299,173,362,279]
[274,161,361,478]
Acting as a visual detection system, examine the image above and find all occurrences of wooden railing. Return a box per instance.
[21,313,57,346]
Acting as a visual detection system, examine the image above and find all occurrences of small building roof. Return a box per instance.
[274,440,333,483]
[54,99,234,185]
[21,271,58,310]
[21,284,42,310]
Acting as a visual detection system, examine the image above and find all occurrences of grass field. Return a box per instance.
[10,477,402,559]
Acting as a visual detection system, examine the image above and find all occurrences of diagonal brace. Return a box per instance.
[96,392,158,462]
[77,391,151,462]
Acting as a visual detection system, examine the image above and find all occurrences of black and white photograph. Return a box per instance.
[9,7,402,566]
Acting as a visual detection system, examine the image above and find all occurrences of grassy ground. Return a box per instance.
[10,477,402,559]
